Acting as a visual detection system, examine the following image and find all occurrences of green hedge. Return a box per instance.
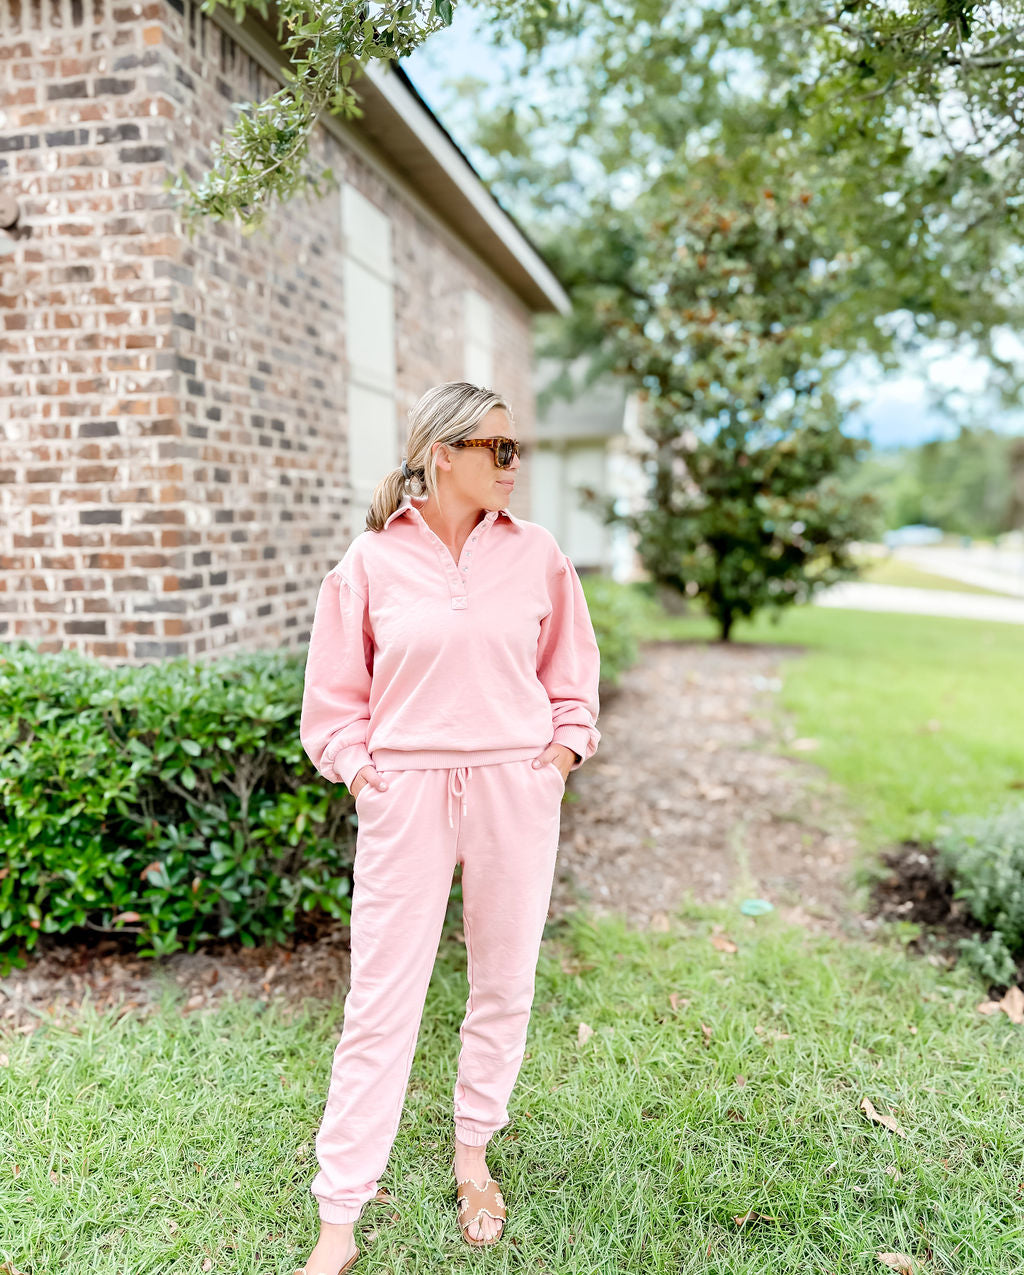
[0,643,356,966]
[0,578,645,969]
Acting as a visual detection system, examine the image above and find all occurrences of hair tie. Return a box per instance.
[401,459,413,479]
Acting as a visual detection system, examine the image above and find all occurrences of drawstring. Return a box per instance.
[447,765,473,829]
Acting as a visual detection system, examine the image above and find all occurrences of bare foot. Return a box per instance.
[453,1137,504,1243]
[298,1220,358,1275]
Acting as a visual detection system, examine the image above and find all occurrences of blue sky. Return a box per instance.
[403,15,1024,451]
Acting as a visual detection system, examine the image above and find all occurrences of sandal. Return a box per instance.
[453,1158,507,1246]
[292,1248,359,1275]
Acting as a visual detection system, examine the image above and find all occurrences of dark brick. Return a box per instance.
[79,420,118,437]
[67,620,106,634]
[172,311,196,331]
[186,378,205,396]
[79,509,122,524]
[176,355,196,374]
[97,122,142,143]
[118,145,167,164]
[45,129,89,148]
[134,640,187,657]
[0,134,40,153]
[95,77,135,95]
[209,612,228,628]
[214,510,234,523]
[47,81,87,99]
[209,570,227,586]
[213,467,229,482]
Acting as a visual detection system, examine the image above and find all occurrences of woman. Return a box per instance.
[296,381,601,1275]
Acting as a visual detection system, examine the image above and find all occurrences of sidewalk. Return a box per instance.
[814,580,1024,625]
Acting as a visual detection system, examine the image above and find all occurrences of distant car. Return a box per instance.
[883,524,945,548]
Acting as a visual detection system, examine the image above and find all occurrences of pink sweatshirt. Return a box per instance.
[300,493,602,790]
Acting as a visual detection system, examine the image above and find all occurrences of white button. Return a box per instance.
[452,596,468,610]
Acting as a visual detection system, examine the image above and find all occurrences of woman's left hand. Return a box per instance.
[532,742,578,783]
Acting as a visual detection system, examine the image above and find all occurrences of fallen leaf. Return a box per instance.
[977,1000,1001,1016]
[112,911,141,924]
[711,935,738,953]
[577,1022,594,1045]
[884,1163,901,1181]
[183,993,205,1012]
[876,1254,916,1273]
[0,1054,8,1067]
[650,912,671,932]
[999,986,1024,1025]
[860,1097,906,1137]
[735,1074,746,1087]
[733,1210,776,1227]
[375,1187,397,1205]
[701,1022,713,1044]
[202,1260,213,1272]
[668,993,690,1011]
[140,861,163,881]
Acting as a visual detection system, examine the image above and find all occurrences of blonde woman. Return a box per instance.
[296,381,601,1275]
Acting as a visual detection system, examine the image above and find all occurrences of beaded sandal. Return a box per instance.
[292,1248,359,1275]
[453,1158,507,1246]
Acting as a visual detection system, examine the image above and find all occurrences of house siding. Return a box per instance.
[1,0,537,661]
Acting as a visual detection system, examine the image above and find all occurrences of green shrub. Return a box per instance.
[579,574,646,684]
[0,642,356,966]
[934,802,1024,985]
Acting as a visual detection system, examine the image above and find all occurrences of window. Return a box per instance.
[463,288,494,386]
[342,184,397,514]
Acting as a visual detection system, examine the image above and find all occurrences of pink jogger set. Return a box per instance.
[299,492,602,1223]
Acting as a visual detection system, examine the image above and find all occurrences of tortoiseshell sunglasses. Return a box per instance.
[449,437,522,469]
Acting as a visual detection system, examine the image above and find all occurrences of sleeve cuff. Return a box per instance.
[552,724,594,772]
[322,741,373,792]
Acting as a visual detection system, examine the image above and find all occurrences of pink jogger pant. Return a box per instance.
[310,752,566,1223]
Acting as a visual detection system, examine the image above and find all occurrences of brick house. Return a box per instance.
[0,0,569,661]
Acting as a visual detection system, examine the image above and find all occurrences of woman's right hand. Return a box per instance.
[351,766,389,799]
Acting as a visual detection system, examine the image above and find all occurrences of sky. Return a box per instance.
[402,12,1024,452]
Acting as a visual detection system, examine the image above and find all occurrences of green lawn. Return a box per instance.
[625,595,1024,852]
[3,907,1022,1274]
[854,556,1011,597]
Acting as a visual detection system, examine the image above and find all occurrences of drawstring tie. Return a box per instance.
[447,765,473,828]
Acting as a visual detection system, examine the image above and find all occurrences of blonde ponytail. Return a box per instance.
[365,381,514,533]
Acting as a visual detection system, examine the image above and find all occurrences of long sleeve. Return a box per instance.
[300,569,375,791]
[536,554,601,772]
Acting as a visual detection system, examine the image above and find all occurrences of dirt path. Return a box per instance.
[1,641,867,1033]
[550,640,865,934]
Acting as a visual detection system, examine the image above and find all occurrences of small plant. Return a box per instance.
[934,802,1024,986]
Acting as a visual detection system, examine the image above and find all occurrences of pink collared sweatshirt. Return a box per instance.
[299,493,602,790]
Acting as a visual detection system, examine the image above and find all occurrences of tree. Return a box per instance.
[562,168,878,638]
[450,1,1024,634]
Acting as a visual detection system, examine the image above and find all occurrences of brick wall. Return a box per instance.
[1,0,538,661]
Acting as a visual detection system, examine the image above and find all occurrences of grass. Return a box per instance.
[621,591,1024,852]
[853,556,1011,597]
[3,906,1022,1274]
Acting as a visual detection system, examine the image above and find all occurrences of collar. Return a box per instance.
[382,492,523,531]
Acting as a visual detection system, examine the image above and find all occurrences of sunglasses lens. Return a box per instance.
[497,440,516,467]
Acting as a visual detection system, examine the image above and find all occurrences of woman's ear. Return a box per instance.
[432,440,453,472]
